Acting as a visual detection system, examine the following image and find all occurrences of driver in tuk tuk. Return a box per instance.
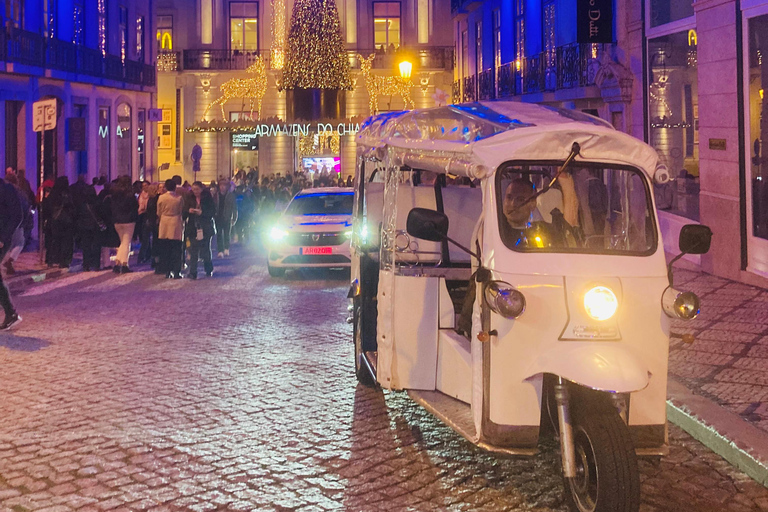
[501,173,580,249]
[457,172,580,339]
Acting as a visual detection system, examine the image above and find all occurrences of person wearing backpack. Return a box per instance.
[0,176,23,330]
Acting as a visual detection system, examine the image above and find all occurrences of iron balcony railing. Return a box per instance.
[182,49,269,70]
[163,47,454,72]
[3,28,155,87]
[458,43,609,102]
[348,47,454,71]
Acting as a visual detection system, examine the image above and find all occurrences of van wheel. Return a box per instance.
[564,399,640,512]
[267,265,285,278]
[353,300,376,386]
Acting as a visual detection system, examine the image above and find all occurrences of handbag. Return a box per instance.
[86,204,107,232]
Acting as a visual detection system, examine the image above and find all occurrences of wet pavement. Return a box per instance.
[1,248,768,511]
[669,268,768,436]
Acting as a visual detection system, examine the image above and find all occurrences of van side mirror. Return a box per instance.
[679,224,712,255]
[406,208,449,242]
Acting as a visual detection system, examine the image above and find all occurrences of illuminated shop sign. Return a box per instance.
[235,123,360,138]
[232,132,259,150]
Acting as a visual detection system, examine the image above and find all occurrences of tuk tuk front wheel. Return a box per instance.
[353,300,376,386]
[564,402,640,512]
[267,265,285,278]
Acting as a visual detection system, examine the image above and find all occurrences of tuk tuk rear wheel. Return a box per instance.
[564,401,640,512]
[353,300,376,386]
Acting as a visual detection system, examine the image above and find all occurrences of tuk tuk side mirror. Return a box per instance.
[667,224,713,286]
[679,224,712,255]
[406,208,449,242]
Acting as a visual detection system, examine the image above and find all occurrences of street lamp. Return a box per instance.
[399,60,412,80]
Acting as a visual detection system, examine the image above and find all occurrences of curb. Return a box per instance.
[667,378,768,488]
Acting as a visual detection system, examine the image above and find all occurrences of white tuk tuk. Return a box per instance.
[348,101,712,512]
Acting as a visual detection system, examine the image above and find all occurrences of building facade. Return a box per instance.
[452,0,635,131]
[155,0,454,184]
[0,0,156,187]
[458,0,768,284]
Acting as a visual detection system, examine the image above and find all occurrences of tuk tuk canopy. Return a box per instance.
[356,102,659,179]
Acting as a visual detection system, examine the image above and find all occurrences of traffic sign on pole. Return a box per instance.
[33,99,57,132]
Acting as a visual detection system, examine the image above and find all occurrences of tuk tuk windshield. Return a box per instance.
[496,163,657,255]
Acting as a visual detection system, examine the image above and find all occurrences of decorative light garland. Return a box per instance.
[281,0,352,90]
[156,52,178,72]
[202,59,268,122]
[270,0,286,70]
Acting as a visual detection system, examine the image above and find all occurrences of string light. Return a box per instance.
[271,0,286,69]
[358,53,414,115]
[281,0,352,90]
[202,59,268,122]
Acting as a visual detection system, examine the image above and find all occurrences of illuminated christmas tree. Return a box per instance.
[281,0,352,90]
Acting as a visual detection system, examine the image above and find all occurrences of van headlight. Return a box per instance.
[484,281,526,319]
[269,227,288,242]
[662,287,700,320]
[583,286,618,321]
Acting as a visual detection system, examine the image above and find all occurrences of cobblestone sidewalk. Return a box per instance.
[669,267,768,436]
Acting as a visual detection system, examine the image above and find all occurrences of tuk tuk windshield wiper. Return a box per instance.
[504,142,581,217]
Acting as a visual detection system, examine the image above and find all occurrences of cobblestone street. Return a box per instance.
[1,249,768,511]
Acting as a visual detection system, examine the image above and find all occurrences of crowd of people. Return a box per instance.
[2,166,352,276]
[0,166,352,331]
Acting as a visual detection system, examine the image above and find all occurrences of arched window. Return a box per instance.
[116,103,132,177]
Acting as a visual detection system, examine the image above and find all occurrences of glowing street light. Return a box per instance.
[399,60,412,80]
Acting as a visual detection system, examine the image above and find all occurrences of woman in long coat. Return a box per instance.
[156,179,185,279]
[185,181,216,279]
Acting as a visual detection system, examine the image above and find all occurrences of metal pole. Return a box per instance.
[39,123,45,264]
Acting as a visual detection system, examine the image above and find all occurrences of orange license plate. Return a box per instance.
[301,247,332,255]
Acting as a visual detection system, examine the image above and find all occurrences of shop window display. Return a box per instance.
[748,14,768,240]
[648,30,699,221]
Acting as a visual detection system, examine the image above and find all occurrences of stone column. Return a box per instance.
[695,0,741,279]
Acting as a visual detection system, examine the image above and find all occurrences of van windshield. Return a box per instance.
[496,163,657,255]
[287,193,354,216]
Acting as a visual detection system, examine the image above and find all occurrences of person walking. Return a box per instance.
[136,181,150,262]
[45,176,76,268]
[110,176,139,273]
[0,177,23,330]
[148,182,164,272]
[1,175,30,275]
[215,178,237,257]
[76,185,104,271]
[138,183,157,264]
[157,179,184,279]
[185,181,216,279]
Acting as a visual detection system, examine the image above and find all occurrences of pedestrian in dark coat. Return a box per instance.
[110,176,139,273]
[45,176,77,268]
[76,185,104,271]
[185,181,216,279]
[0,177,23,330]
[215,178,237,257]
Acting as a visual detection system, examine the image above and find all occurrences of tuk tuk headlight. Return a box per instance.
[662,287,700,320]
[583,286,618,321]
[484,281,526,319]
